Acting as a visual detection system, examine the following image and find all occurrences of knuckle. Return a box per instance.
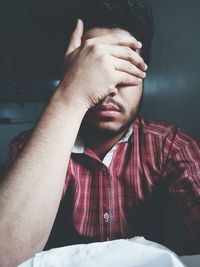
[136,54,144,65]
[138,57,144,66]
[135,67,144,77]
[127,49,143,67]
[92,44,104,55]
[84,39,94,48]
[110,28,121,36]
[112,28,130,38]
[127,61,134,69]
[126,47,133,58]
[84,41,105,58]
[138,71,144,78]
[111,30,124,41]
[98,51,110,65]
[124,74,137,85]
[121,73,130,84]
[124,76,131,84]
[116,34,124,42]
[126,62,136,74]
[110,28,119,34]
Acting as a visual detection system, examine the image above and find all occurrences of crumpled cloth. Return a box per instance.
[18,236,187,267]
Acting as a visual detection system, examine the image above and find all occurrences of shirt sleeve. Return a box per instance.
[163,127,200,253]
[5,130,31,170]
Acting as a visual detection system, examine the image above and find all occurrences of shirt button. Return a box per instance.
[102,170,107,176]
[103,212,109,223]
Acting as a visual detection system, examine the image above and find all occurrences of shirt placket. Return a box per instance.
[99,165,111,241]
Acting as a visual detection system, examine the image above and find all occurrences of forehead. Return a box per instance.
[82,27,132,41]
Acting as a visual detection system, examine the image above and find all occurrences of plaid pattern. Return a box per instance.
[8,115,200,250]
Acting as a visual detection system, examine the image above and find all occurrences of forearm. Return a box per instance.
[0,87,87,266]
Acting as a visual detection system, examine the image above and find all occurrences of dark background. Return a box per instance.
[0,0,77,101]
[0,0,76,78]
[0,0,199,255]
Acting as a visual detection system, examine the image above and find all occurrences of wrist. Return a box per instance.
[51,83,89,116]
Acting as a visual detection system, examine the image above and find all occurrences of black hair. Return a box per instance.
[78,0,154,64]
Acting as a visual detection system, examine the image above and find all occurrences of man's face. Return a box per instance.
[81,28,143,137]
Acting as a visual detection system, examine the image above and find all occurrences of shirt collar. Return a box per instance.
[72,136,85,153]
[72,125,133,154]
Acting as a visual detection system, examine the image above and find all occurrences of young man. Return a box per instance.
[0,0,199,266]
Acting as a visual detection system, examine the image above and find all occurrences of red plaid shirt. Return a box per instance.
[8,115,200,252]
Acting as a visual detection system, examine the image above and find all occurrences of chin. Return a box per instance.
[80,120,132,139]
[80,111,136,138]
[95,121,121,131]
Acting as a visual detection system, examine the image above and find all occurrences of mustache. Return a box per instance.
[95,97,125,113]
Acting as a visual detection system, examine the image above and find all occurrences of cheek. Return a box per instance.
[121,84,143,98]
[122,86,143,111]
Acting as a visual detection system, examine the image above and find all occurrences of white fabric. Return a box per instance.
[180,255,200,267]
[18,237,190,267]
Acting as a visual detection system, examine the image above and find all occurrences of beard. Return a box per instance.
[80,110,136,139]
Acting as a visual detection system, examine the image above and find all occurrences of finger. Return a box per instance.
[85,30,142,51]
[66,19,84,56]
[114,58,146,79]
[109,45,148,71]
[114,71,143,86]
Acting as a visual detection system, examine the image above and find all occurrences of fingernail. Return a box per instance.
[138,78,143,84]
[142,72,146,78]
[77,18,81,25]
[77,18,83,26]
[144,64,148,71]
[138,42,142,49]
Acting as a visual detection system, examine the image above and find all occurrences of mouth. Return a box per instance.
[96,104,120,112]
[91,103,122,119]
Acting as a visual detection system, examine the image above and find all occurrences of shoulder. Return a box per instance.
[133,115,199,151]
[134,114,177,138]
[10,129,32,150]
[7,129,32,167]
[141,119,175,138]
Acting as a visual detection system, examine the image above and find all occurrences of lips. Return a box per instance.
[95,104,120,112]
[92,103,121,119]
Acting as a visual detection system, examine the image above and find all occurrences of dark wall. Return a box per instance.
[141,0,200,141]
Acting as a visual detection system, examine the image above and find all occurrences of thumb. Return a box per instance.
[65,19,84,55]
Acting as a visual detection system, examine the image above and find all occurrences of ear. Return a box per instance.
[65,19,84,56]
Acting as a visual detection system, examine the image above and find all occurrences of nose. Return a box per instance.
[108,86,118,97]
